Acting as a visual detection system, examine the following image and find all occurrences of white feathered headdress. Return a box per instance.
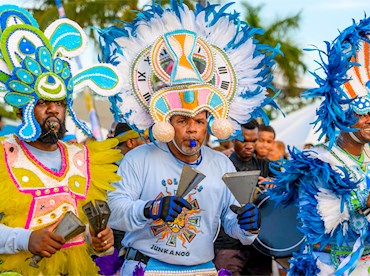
[99,1,280,142]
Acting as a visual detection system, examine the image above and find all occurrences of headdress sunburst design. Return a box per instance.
[343,39,370,114]
[99,1,279,142]
[0,5,123,141]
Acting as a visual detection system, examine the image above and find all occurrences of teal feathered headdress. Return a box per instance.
[0,5,123,141]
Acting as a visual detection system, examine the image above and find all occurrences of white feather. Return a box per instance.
[315,187,349,236]
[316,259,335,276]
[117,93,153,131]
[108,4,271,129]
[229,91,266,123]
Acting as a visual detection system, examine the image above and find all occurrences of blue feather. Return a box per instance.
[268,146,358,246]
[288,252,320,276]
[302,16,370,148]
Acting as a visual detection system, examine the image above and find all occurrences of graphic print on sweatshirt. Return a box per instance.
[150,177,203,249]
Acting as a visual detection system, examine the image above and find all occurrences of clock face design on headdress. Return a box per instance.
[102,2,279,143]
[130,30,237,111]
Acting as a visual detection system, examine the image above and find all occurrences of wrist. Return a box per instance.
[20,228,33,252]
[144,200,153,219]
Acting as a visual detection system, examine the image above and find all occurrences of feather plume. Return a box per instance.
[303,16,370,148]
[98,1,279,133]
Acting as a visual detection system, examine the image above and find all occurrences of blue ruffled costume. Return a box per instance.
[269,144,370,275]
[268,15,370,275]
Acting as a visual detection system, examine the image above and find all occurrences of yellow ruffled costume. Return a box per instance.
[0,135,122,275]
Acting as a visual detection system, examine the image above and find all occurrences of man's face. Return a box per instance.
[234,127,258,161]
[352,113,370,143]
[116,135,150,155]
[33,99,67,144]
[255,131,275,158]
[170,111,208,156]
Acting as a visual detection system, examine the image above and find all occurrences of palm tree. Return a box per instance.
[30,0,195,34]
[242,2,307,96]
[243,2,312,117]
[241,2,311,117]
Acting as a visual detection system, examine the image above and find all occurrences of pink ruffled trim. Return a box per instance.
[84,144,91,197]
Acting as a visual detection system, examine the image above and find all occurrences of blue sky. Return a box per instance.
[134,0,369,86]
[233,0,370,86]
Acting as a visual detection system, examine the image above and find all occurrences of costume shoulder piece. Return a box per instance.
[99,0,280,142]
[269,146,359,263]
[269,145,357,207]
[0,5,123,141]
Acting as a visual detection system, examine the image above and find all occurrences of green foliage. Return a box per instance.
[0,104,17,120]
[29,0,195,33]
[240,2,309,117]
[30,0,140,39]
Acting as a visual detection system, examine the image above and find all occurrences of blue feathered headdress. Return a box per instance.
[303,16,370,148]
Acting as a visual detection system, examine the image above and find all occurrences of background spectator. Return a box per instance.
[113,122,150,157]
[214,119,273,275]
[110,122,150,252]
[255,124,276,159]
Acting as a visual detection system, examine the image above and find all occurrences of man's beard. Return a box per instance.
[172,138,201,156]
[38,117,67,145]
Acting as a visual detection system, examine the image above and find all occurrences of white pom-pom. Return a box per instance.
[152,121,175,142]
[211,118,233,140]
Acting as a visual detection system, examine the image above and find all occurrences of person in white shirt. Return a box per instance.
[99,1,280,274]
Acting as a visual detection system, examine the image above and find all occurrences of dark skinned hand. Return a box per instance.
[91,225,114,252]
[28,227,65,258]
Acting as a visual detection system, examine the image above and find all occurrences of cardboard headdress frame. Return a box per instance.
[303,16,370,148]
[0,5,123,141]
[99,1,280,142]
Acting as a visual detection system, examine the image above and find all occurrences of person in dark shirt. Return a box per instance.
[214,119,273,275]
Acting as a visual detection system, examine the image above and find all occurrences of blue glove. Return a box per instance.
[231,203,260,232]
[144,196,192,222]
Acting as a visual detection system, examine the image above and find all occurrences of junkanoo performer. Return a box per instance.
[0,5,124,275]
[269,16,370,275]
[99,1,280,275]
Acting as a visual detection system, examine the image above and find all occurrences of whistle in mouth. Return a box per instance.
[189,140,196,148]
[49,121,56,130]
